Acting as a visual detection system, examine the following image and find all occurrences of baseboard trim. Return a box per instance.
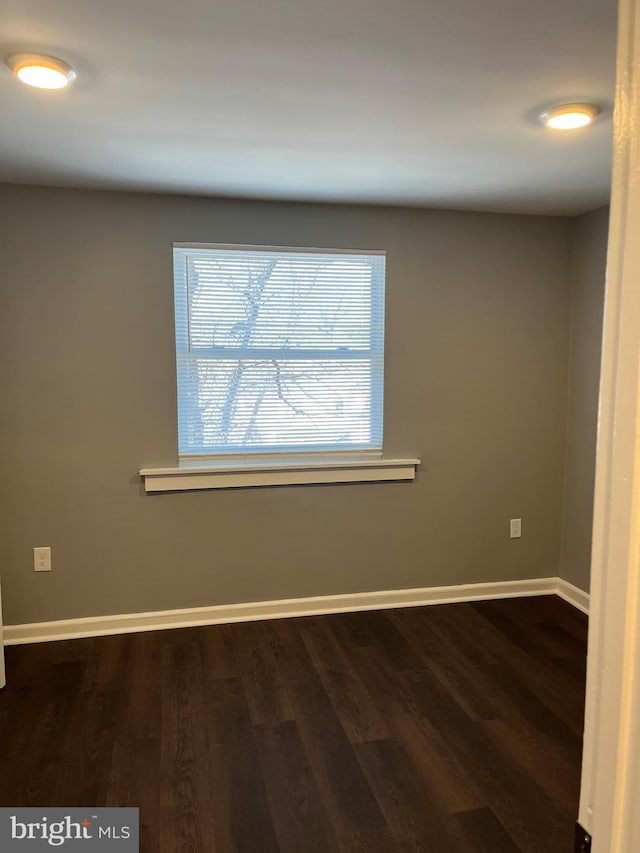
[556,578,591,615]
[2,576,586,646]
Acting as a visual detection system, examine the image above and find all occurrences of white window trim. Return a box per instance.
[173,242,386,458]
[139,456,420,492]
[174,242,386,255]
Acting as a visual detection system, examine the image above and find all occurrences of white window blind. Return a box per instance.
[173,244,386,457]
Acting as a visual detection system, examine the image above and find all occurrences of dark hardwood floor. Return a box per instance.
[0,596,587,852]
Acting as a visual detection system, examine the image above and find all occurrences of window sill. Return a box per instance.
[139,456,420,493]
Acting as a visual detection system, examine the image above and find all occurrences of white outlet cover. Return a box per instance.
[34,546,51,571]
[510,519,522,538]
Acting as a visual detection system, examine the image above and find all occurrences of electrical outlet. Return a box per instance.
[34,546,51,572]
[510,518,522,539]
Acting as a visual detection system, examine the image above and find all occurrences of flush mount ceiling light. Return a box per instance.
[541,103,601,130]
[5,53,76,89]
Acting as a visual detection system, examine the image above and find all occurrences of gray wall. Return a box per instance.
[559,207,609,592]
[0,184,573,625]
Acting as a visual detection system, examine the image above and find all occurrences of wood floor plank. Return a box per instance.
[257,617,320,685]
[56,685,127,806]
[396,666,575,852]
[417,602,586,740]
[107,736,162,850]
[470,601,587,698]
[353,645,485,816]
[160,637,212,807]
[254,720,340,853]
[15,659,87,806]
[102,634,164,847]
[198,623,240,681]
[451,807,522,853]
[159,803,218,852]
[207,677,281,853]
[235,621,295,726]
[299,616,360,675]
[335,826,400,853]
[284,665,387,834]
[298,617,392,743]
[389,608,499,721]
[347,611,426,673]
[312,665,391,745]
[480,719,580,817]
[470,600,582,672]
[354,737,459,852]
[121,631,163,740]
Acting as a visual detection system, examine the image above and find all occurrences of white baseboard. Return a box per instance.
[2,575,587,646]
[556,577,591,614]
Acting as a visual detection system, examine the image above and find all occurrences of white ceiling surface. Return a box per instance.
[0,0,617,215]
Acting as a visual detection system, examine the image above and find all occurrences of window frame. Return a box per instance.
[172,242,387,460]
[139,242,420,492]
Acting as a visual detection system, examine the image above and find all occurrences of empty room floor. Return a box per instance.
[0,596,587,852]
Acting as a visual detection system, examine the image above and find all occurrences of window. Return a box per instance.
[140,243,418,491]
[173,243,386,458]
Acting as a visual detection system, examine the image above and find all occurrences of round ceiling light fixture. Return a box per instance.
[6,53,76,89]
[542,102,600,130]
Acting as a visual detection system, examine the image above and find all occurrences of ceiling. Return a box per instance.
[0,0,617,215]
